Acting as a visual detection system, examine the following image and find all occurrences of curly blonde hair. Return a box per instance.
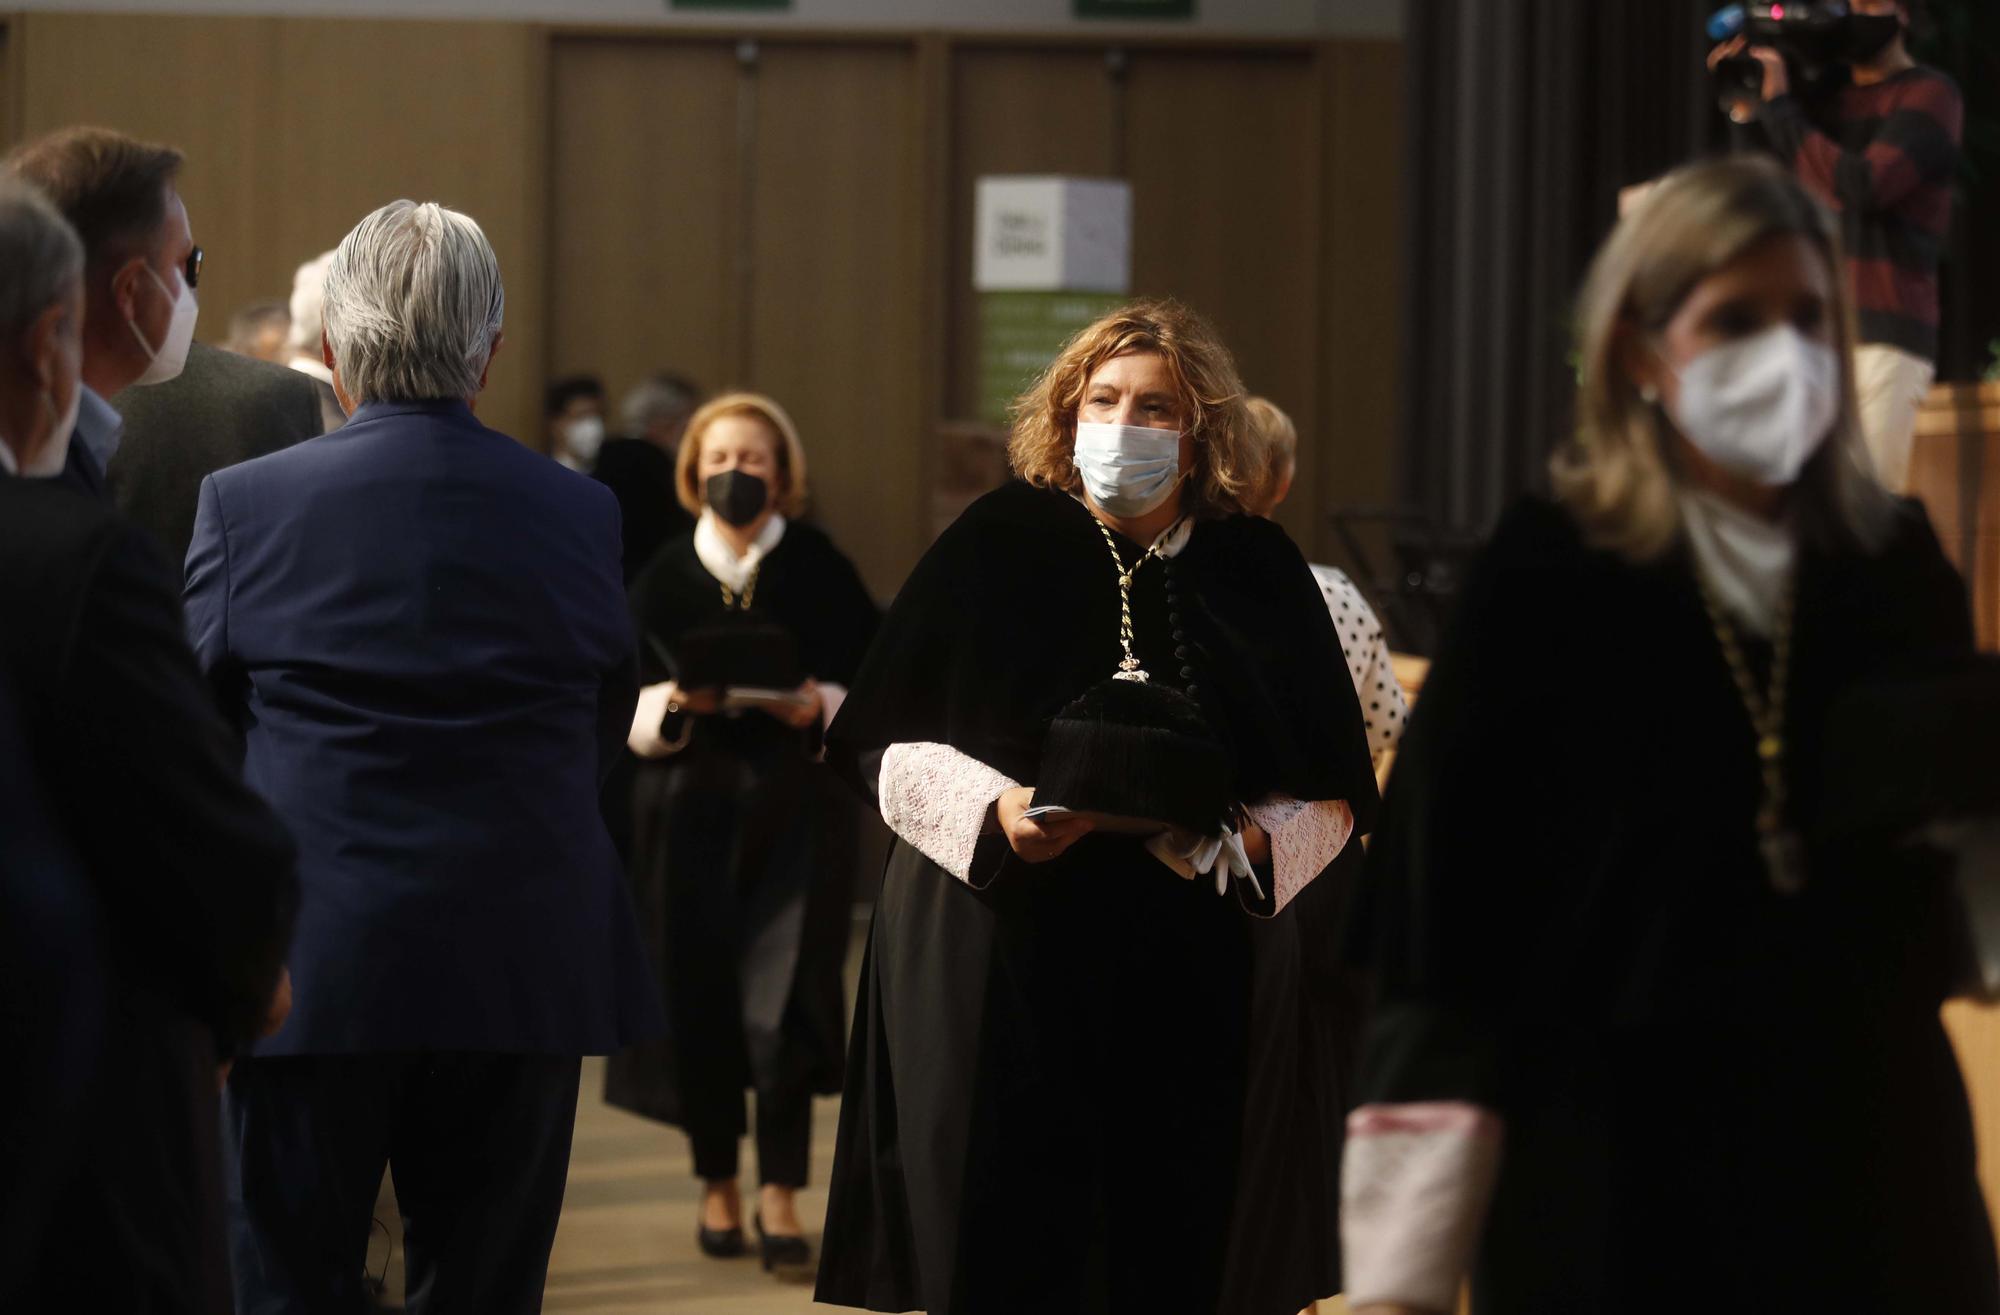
[1554,156,1888,562]
[1007,299,1256,520]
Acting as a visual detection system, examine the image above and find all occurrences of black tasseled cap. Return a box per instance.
[1030,676,1233,835]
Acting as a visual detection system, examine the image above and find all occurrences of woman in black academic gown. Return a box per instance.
[605,392,880,1273]
[1341,157,1998,1315]
[815,300,1380,1315]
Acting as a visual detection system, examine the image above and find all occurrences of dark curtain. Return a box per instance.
[1918,0,2000,383]
[1396,0,1726,550]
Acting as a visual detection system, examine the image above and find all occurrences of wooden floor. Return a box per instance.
[539,1057,841,1313]
[368,1052,1350,1314]
[361,914,1355,1314]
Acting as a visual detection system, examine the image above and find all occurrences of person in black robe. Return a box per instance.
[604,391,880,1273]
[816,300,1380,1315]
[1340,157,1999,1315]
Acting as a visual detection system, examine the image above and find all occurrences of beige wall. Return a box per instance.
[11,12,546,441]
[7,12,1402,598]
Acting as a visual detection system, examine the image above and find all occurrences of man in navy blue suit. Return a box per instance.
[185,199,663,1315]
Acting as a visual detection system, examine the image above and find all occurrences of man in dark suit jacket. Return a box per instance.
[111,339,324,568]
[0,476,300,1315]
[186,199,661,1315]
[0,678,106,1311]
[0,174,297,1315]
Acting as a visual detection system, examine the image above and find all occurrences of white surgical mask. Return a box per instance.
[127,262,198,386]
[1666,324,1839,488]
[1073,422,1185,518]
[564,414,607,464]
[23,380,82,478]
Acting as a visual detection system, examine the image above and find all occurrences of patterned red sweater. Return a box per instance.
[1759,66,1962,362]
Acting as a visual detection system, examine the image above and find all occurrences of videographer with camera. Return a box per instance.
[1710,0,1962,493]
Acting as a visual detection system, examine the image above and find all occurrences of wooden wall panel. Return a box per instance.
[17,12,276,377]
[18,15,1405,599]
[268,20,544,443]
[1123,48,1321,548]
[1317,40,1404,571]
[548,37,739,437]
[747,42,924,597]
[944,46,1117,421]
[16,14,542,442]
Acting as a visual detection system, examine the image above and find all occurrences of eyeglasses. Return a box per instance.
[184,246,203,291]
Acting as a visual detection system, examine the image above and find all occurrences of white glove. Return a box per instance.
[1145,825,1264,901]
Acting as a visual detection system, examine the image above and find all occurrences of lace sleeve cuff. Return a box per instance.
[1341,1101,1504,1312]
[879,741,1020,884]
[1242,795,1354,914]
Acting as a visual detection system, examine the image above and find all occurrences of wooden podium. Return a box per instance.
[1909,380,2000,651]
[1909,380,2000,1257]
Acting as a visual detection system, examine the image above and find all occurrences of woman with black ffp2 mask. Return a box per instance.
[604,392,880,1278]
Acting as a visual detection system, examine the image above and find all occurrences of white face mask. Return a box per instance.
[564,414,607,464]
[127,261,198,386]
[22,378,82,478]
[1665,324,1840,488]
[1073,421,1185,518]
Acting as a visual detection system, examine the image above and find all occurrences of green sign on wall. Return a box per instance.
[1075,0,1196,17]
[978,291,1127,424]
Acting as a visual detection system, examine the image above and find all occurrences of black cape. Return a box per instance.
[1354,495,1998,1314]
[603,520,880,1133]
[591,437,695,586]
[816,481,1379,1315]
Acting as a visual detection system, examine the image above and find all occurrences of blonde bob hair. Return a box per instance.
[675,391,811,518]
[1553,155,1889,562]
[1008,299,1257,520]
[1243,396,1300,512]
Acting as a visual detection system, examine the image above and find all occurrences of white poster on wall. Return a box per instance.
[974,176,1132,294]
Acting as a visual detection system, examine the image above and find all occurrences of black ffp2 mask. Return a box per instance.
[705,469,770,527]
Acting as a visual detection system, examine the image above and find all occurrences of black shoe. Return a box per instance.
[696,1224,746,1259]
[753,1210,812,1274]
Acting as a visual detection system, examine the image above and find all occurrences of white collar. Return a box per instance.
[1678,486,1795,638]
[289,356,335,385]
[694,509,788,595]
[0,440,15,476]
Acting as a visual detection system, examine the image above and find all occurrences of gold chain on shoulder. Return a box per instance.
[1693,570,1795,841]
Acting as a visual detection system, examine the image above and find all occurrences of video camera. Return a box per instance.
[1705,2,1865,116]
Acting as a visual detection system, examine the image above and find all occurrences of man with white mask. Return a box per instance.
[6,126,200,498]
[547,372,610,470]
[0,178,299,1315]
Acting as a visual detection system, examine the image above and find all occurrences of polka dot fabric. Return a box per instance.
[1310,563,1407,756]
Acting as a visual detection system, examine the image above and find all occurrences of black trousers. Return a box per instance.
[689,1086,812,1187]
[223,1052,581,1315]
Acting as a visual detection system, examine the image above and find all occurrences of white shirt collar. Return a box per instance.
[289,356,335,385]
[1151,517,1193,560]
[1677,486,1795,638]
[0,440,17,476]
[694,509,788,595]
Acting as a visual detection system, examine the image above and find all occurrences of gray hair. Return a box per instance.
[620,371,703,437]
[284,248,334,356]
[0,180,83,343]
[322,201,504,405]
